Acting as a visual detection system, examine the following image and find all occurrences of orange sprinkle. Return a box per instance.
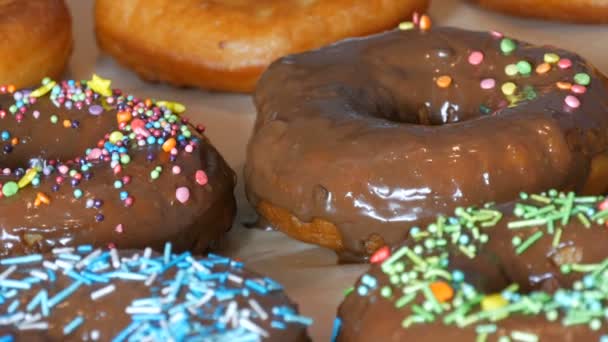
[116,111,133,125]
[535,63,551,74]
[10,137,18,146]
[419,14,432,31]
[7,85,15,93]
[144,99,153,108]
[63,119,71,128]
[430,281,454,303]
[436,75,452,88]
[556,81,572,90]
[35,192,51,207]
[162,138,176,152]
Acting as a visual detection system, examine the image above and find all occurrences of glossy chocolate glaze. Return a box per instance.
[336,196,608,341]
[0,247,310,341]
[0,80,236,257]
[247,26,608,261]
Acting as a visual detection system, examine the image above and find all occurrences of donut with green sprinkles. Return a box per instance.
[0,76,236,257]
[335,191,608,341]
[0,243,311,341]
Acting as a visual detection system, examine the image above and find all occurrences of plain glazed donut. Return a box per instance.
[94,0,428,93]
[0,76,236,257]
[0,0,72,88]
[472,0,608,24]
[335,191,608,341]
[246,21,608,262]
[0,243,311,341]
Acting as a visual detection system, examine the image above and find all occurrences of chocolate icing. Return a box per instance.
[0,79,236,257]
[0,246,310,341]
[336,193,608,341]
[247,26,608,262]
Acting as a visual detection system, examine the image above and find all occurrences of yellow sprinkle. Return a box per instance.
[29,80,57,98]
[88,74,112,97]
[398,22,415,30]
[501,82,517,96]
[481,294,508,311]
[156,101,186,114]
[18,169,38,188]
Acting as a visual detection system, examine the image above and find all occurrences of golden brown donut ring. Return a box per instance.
[94,0,429,93]
[0,0,72,88]
[472,0,608,24]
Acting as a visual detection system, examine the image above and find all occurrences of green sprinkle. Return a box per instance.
[343,287,353,296]
[500,38,517,55]
[510,331,538,342]
[561,192,575,225]
[395,293,417,309]
[380,286,392,298]
[50,115,58,124]
[475,324,497,334]
[516,61,532,75]
[507,218,546,229]
[476,333,488,342]
[577,212,591,228]
[511,236,522,246]
[530,194,551,204]
[573,73,591,86]
[2,181,19,197]
[515,231,543,254]
[479,105,492,114]
[398,22,415,30]
[552,228,562,247]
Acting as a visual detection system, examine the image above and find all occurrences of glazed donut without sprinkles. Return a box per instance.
[472,0,608,24]
[335,192,608,341]
[246,21,608,262]
[0,76,236,257]
[0,243,312,341]
[0,0,72,88]
[94,0,428,93]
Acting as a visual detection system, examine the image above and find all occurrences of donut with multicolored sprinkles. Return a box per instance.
[0,76,236,257]
[0,243,311,341]
[335,191,608,341]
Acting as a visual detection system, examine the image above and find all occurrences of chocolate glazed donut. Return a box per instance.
[0,77,236,256]
[335,192,608,341]
[246,25,608,262]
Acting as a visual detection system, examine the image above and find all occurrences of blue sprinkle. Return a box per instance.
[48,281,83,308]
[63,315,85,335]
[163,243,172,265]
[7,300,19,313]
[0,254,43,265]
[77,245,93,253]
[331,317,342,342]
[271,321,286,330]
[244,279,268,295]
[0,279,31,290]
[0,335,14,342]
[112,321,141,342]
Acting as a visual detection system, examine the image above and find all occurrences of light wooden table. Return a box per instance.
[65,1,608,340]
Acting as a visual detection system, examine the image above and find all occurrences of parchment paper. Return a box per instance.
[65,1,608,340]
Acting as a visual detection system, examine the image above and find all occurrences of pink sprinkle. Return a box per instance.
[468,51,484,65]
[32,110,40,119]
[571,85,587,94]
[58,165,69,175]
[480,78,496,90]
[87,148,102,160]
[558,58,572,69]
[131,119,150,137]
[565,95,580,108]
[115,224,123,233]
[412,12,420,25]
[113,165,122,175]
[176,187,190,204]
[599,198,608,211]
[185,145,194,153]
[195,170,208,186]
[171,148,178,156]
[3,168,10,175]
[172,166,181,175]
[490,30,503,38]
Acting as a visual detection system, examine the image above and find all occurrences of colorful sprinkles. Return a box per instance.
[340,191,608,341]
[0,76,211,244]
[0,243,311,340]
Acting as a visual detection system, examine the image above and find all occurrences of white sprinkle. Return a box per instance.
[42,261,58,271]
[186,256,210,273]
[52,247,74,254]
[90,330,100,341]
[29,270,49,281]
[239,318,269,338]
[54,260,75,272]
[110,249,120,269]
[144,273,157,287]
[221,301,238,324]
[0,265,16,280]
[140,248,153,271]
[125,306,162,315]
[75,249,102,269]
[189,291,214,309]
[18,322,49,330]
[228,273,243,284]
[248,299,268,320]
[0,312,25,325]
[23,313,42,323]
[91,284,116,300]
